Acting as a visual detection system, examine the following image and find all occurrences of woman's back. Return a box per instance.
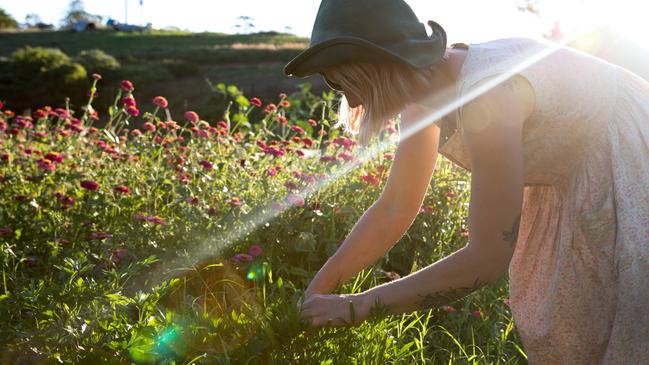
[441,37,649,364]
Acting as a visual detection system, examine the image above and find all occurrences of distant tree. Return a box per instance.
[0,8,18,29]
[234,16,255,34]
[25,13,43,27]
[60,0,102,28]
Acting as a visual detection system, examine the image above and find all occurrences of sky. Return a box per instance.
[0,0,647,46]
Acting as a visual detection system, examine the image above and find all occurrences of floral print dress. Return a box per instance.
[435,38,649,364]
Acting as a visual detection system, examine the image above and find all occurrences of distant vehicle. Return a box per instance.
[106,18,152,33]
[72,20,103,32]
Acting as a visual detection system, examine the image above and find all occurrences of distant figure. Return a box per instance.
[285,0,649,364]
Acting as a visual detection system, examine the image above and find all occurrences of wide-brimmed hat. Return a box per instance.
[284,0,447,88]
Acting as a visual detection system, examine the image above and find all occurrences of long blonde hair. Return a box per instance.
[325,61,441,146]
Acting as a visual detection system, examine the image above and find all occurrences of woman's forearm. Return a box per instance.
[361,246,507,315]
[306,199,418,295]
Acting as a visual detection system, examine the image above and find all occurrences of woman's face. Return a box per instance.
[324,72,363,108]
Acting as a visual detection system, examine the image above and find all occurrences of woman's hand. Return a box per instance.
[299,292,372,327]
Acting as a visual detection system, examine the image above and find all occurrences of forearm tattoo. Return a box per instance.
[502,214,521,249]
[417,277,486,310]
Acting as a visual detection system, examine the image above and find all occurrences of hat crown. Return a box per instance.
[310,0,429,46]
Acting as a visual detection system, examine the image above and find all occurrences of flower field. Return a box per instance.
[0,76,526,364]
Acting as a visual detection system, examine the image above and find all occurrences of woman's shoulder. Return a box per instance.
[469,37,550,53]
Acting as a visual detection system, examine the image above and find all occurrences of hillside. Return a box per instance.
[0,29,325,119]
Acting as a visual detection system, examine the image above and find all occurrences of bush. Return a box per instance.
[0,8,18,29]
[0,46,89,112]
[75,49,121,75]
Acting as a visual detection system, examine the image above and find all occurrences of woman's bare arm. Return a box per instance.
[303,104,441,297]
[357,75,533,316]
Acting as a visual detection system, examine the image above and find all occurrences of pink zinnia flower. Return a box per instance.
[360,172,380,186]
[286,193,305,207]
[37,158,56,172]
[44,152,64,163]
[184,111,200,124]
[385,271,401,281]
[152,96,168,108]
[248,245,263,257]
[290,125,305,135]
[125,106,139,117]
[442,305,456,313]
[227,197,243,206]
[0,100,3,109]
[383,152,395,160]
[113,185,130,194]
[234,253,253,263]
[142,122,156,132]
[122,96,137,107]
[471,310,482,318]
[80,180,100,191]
[120,80,134,92]
[307,119,317,126]
[92,73,102,81]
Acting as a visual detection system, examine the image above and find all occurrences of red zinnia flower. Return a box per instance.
[307,119,317,126]
[80,180,100,191]
[120,80,134,92]
[122,96,137,107]
[44,152,64,163]
[250,97,262,107]
[471,310,482,318]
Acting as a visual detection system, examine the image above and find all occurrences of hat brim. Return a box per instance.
[284,36,446,78]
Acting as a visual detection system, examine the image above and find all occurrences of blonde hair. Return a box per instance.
[326,61,441,146]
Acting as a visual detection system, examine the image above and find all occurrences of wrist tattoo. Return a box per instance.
[417,277,486,310]
[502,214,521,249]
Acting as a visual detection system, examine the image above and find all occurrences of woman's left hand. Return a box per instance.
[299,292,371,327]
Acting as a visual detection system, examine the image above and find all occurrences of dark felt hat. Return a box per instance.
[284,0,447,87]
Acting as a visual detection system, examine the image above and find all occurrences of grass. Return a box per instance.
[0,74,527,363]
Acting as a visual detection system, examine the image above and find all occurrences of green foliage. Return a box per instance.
[0,78,525,364]
[0,8,18,29]
[76,49,121,75]
[0,46,89,112]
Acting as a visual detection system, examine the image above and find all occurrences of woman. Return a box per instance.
[284,0,649,363]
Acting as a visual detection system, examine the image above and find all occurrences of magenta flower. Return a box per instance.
[248,245,263,257]
[290,125,305,135]
[471,310,482,318]
[80,180,100,191]
[152,96,168,108]
[234,253,253,263]
[120,80,134,92]
[503,298,511,307]
[184,111,200,124]
[113,185,130,194]
[199,160,213,170]
[91,231,113,240]
[0,227,13,235]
